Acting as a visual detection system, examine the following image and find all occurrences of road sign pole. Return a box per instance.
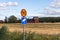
[23,24,25,40]
[20,9,27,40]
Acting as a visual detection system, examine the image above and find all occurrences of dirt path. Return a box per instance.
[8,27,60,35]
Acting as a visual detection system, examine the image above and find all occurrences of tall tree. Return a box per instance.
[4,16,8,23]
[8,15,17,23]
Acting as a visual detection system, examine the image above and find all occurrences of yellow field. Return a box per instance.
[0,23,60,35]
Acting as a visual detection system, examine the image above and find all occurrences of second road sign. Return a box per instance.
[21,9,27,17]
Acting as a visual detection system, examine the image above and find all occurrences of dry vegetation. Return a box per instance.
[0,23,60,35]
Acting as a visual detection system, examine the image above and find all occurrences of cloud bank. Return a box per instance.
[0,2,18,7]
[0,2,18,10]
[50,0,60,8]
[45,0,60,15]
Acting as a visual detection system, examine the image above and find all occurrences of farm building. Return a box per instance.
[27,19,34,23]
[0,20,3,23]
[33,16,39,23]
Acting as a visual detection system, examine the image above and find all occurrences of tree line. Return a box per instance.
[1,15,60,23]
[39,17,60,23]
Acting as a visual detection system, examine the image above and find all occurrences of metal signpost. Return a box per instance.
[21,9,27,40]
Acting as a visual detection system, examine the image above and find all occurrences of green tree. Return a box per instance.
[4,16,8,23]
[8,15,17,23]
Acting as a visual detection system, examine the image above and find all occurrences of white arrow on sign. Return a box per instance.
[22,19,26,22]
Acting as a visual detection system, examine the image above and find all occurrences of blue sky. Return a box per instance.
[0,0,60,20]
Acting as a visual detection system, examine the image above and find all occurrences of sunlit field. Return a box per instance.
[1,23,60,28]
[0,23,60,35]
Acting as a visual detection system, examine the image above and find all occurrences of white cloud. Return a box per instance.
[7,2,18,6]
[0,2,18,10]
[50,0,60,8]
[45,8,60,15]
[0,7,6,10]
[0,2,18,7]
[28,13,46,17]
[44,0,60,16]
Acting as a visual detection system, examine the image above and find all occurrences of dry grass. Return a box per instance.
[1,23,60,28]
[0,23,60,35]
